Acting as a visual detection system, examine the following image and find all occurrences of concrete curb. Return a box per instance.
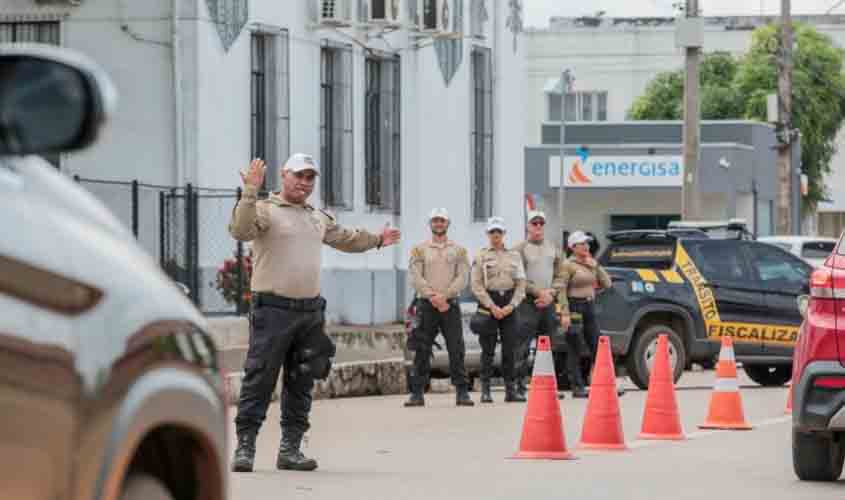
[223,358,412,405]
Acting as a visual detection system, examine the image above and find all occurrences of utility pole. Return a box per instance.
[681,0,702,221]
[558,69,574,246]
[777,0,794,234]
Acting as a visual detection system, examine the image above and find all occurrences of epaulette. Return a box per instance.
[318,207,336,222]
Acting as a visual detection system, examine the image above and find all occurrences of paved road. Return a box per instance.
[229,371,844,500]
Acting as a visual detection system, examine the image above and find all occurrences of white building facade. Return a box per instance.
[2,0,526,323]
[525,15,845,238]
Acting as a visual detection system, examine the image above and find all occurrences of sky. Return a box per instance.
[524,0,845,28]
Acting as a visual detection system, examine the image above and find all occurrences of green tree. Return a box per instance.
[628,25,845,208]
[628,51,742,121]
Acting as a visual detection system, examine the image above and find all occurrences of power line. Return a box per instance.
[827,0,845,14]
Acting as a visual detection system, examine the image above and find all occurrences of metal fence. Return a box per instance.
[73,176,252,315]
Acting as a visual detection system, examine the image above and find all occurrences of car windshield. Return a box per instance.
[600,242,675,269]
[766,242,793,252]
[802,241,836,259]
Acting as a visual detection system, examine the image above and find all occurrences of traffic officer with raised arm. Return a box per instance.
[229,154,401,472]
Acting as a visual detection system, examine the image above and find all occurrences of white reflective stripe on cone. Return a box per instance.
[714,377,740,392]
[719,346,736,362]
[532,351,556,376]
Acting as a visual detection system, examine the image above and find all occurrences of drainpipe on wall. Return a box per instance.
[172,0,185,187]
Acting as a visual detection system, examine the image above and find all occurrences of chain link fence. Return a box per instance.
[73,176,252,316]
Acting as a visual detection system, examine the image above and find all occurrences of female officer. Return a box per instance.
[470,217,527,403]
[558,230,613,398]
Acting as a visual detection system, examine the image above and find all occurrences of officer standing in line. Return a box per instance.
[513,210,564,399]
[405,208,474,408]
[470,216,527,403]
[558,230,614,399]
[229,155,401,473]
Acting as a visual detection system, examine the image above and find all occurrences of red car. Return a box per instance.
[792,230,845,481]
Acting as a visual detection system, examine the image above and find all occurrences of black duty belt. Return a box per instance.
[253,292,326,312]
[568,296,594,304]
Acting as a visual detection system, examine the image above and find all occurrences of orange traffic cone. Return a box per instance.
[578,336,627,450]
[512,336,576,460]
[785,384,793,415]
[699,336,752,430]
[639,334,685,440]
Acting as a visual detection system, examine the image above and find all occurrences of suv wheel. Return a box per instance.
[744,364,791,387]
[121,473,174,500]
[626,324,686,390]
[793,430,845,481]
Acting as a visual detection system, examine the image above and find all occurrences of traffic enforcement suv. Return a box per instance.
[595,221,813,389]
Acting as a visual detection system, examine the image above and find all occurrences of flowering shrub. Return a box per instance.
[214,251,252,307]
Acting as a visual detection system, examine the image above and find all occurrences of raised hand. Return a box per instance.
[239,158,266,189]
[380,223,401,247]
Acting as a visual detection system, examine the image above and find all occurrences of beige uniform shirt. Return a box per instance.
[513,239,564,297]
[470,247,527,309]
[409,240,470,299]
[557,258,613,316]
[228,185,383,299]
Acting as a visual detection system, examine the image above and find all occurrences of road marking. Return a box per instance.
[627,415,792,449]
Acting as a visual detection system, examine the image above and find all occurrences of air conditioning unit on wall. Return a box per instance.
[364,0,402,27]
[316,0,354,27]
[416,0,459,37]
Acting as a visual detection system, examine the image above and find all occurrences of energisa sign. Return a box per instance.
[550,151,684,188]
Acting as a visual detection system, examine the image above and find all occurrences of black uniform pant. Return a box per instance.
[409,299,468,390]
[566,298,600,389]
[480,290,520,384]
[516,299,560,379]
[234,295,329,445]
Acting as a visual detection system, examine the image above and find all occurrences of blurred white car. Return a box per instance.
[758,236,838,268]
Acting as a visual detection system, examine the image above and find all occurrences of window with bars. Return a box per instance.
[320,42,354,209]
[365,54,401,213]
[2,21,61,168]
[548,90,609,122]
[250,30,289,192]
[471,46,493,221]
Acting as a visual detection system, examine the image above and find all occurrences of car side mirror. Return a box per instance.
[0,44,116,156]
[797,295,810,319]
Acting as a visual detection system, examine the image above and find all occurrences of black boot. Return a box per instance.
[505,382,527,403]
[572,386,590,399]
[456,385,475,406]
[517,377,528,399]
[480,379,494,403]
[231,432,257,472]
[277,436,318,471]
[404,390,425,407]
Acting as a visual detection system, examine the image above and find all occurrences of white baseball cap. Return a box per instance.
[282,153,320,175]
[527,210,546,223]
[487,216,507,233]
[429,208,450,221]
[568,230,591,248]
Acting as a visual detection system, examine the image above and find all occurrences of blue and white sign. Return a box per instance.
[550,150,684,188]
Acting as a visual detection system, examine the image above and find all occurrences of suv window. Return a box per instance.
[838,233,845,256]
[767,242,793,252]
[599,242,675,269]
[683,241,750,282]
[802,241,836,259]
[749,243,812,287]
